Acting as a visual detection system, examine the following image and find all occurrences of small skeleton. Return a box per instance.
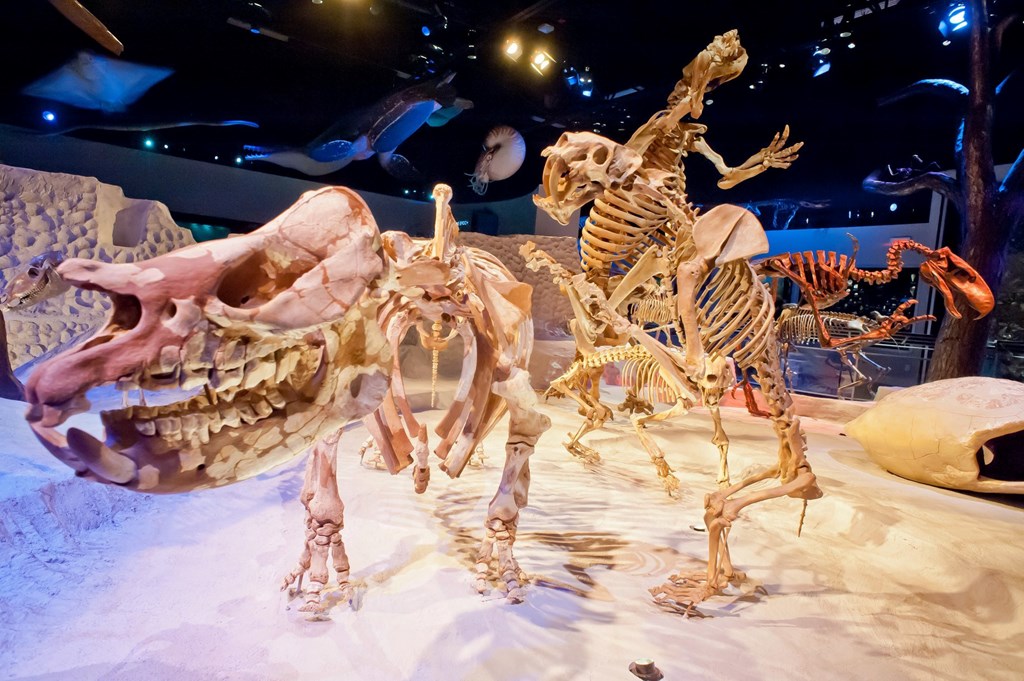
[756,235,993,398]
[0,253,68,310]
[775,306,893,396]
[757,236,993,352]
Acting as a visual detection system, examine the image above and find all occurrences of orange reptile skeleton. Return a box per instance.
[756,236,994,392]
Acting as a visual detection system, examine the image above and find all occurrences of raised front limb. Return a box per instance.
[818,299,933,351]
[281,429,351,613]
[693,126,803,190]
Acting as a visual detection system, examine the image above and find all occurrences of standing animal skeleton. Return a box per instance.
[526,30,820,611]
[775,306,894,395]
[758,235,994,395]
[23,184,549,613]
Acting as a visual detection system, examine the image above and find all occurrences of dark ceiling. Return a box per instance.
[2,0,1023,219]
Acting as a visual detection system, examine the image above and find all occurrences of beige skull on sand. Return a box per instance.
[25,187,391,492]
[846,377,1024,493]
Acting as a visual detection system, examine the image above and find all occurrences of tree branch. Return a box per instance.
[863,170,964,215]
[999,146,1024,227]
[878,79,968,107]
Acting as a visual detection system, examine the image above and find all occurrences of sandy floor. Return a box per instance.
[1,388,1022,680]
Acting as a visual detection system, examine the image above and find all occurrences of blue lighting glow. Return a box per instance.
[421,25,431,36]
[889,203,898,212]
[949,6,967,29]
[813,61,831,77]
[42,110,56,123]
[235,156,243,164]
[250,27,260,35]
[581,88,593,97]
[939,3,968,37]
[143,138,155,148]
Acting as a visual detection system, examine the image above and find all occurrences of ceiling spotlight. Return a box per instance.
[531,50,554,75]
[705,98,714,105]
[421,25,431,36]
[939,3,968,37]
[813,59,831,77]
[578,67,594,97]
[839,30,852,38]
[143,138,154,148]
[813,45,831,56]
[235,156,243,165]
[889,202,898,212]
[41,110,56,123]
[538,22,554,34]
[311,0,322,4]
[848,41,856,49]
[563,66,579,87]
[942,39,952,46]
[779,63,786,68]
[503,38,523,61]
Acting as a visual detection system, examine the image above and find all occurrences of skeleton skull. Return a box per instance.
[918,247,994,319]
[673,29,748,119]
[1,253,68,309]
[846,377,1024,493]
[533,132,643,224]
[25,187,392,493]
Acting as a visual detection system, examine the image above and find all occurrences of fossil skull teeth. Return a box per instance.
[24,186,391,492]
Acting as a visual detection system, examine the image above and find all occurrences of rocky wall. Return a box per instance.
[0,164,195,367]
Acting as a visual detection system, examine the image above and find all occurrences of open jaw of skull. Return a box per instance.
[533,131,643,224]
[24,187,392,493]
[919,247,995,319]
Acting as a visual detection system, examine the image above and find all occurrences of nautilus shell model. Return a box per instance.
[468,126,527,195]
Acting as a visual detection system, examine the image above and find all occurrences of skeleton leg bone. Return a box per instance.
[282,429,351,613]
[475,368,550,602]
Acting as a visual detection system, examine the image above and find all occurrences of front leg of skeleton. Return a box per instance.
[703,388,731,487]
[631,399,690,497]
[281,429,350,613]
[477,368,551,602]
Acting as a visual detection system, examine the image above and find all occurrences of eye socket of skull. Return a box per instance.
[216,249,317,309]
[590,146,610,166]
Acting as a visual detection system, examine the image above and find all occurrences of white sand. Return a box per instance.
[1,384,1022,681]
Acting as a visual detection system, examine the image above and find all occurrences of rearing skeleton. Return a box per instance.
[525,30,820,611]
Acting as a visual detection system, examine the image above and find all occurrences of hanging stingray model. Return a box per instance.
[22,51,172,112]
[468,125,526,195]
[244,72,472,179]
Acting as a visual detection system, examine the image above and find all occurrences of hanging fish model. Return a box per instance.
[468,125,526,195]
[244,72,472,179]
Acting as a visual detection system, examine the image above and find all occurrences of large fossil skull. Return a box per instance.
[534,132,643,224]
[25,187,391,493]
[918,247,994,319]
[847,377,1024,493]
[674,29,748,119]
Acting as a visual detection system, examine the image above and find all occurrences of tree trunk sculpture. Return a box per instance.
[863,0,1024,379]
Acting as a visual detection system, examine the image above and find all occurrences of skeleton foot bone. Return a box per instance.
[281,431,352,614]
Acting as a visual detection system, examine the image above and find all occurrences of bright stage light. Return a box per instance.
[531,50,554,75]
[503,38,523,61]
